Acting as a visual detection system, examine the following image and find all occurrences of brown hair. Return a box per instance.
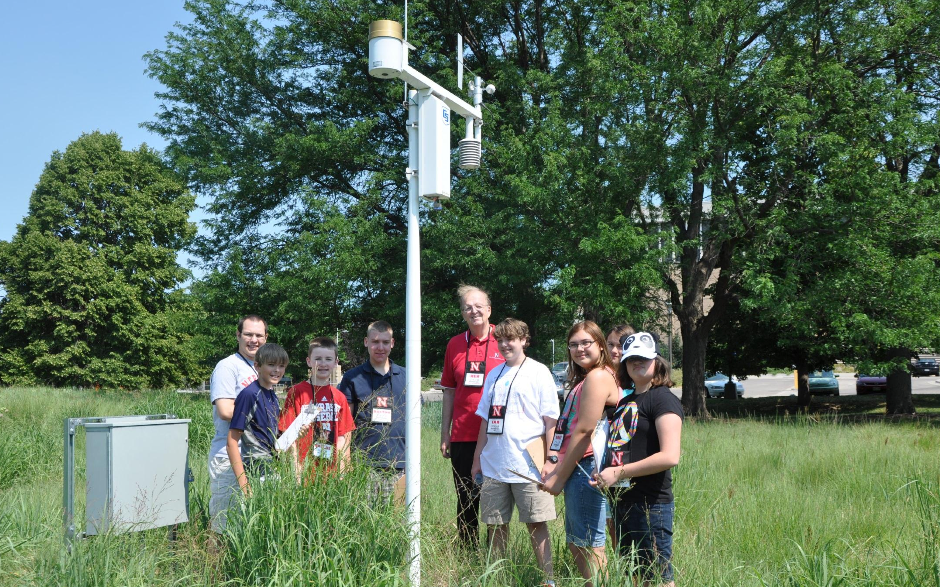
[493,318,530,348]
[254,343,289,366]
[608,324,635,343]
[618,355,674,390]
[566,320,615,387]
[367,320,394,336]
[238,314,268,334]
[308,336,338,356]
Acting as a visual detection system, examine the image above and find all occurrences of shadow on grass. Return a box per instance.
[702,393,940,423]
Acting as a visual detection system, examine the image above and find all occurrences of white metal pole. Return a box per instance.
[405,88,422,586]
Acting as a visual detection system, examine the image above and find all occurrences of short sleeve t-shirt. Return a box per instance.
[229,380,281,461]
[474,359,560,483]
[556,367,618,462]
[614,385,684,505]
[209,353,258,461]
[339,361,407,469]
[441,329,505,442]
[278,381,356,473]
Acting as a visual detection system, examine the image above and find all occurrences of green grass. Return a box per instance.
[1,387,939,586]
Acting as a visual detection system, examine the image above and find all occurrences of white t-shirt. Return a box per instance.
[475,358,560,483]
[208,353,258,461]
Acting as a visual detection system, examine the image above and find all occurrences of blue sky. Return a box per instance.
[0,1,194,244]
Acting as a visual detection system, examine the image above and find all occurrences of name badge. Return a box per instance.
[486,404,506,435]
[312,442,334,460]
[550,432,564,452]
[463,359,486,387]
[372,395,392,423]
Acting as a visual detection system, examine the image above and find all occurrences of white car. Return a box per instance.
[552,362,568,399]
[705,373,744,398]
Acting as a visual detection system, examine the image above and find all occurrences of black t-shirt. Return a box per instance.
[610,385,684,505]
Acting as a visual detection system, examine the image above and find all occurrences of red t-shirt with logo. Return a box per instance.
[278,381,356,475]
[441,329,505,442]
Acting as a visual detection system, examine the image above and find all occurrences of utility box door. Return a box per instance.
[85,419,190,535]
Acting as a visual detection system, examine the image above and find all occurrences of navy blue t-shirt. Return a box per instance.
[229,380,280,461]
[339,361,407,469]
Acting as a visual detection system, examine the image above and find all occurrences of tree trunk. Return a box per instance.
[796,360,811,408]
[886,353,915,415]
[680,322,709,418]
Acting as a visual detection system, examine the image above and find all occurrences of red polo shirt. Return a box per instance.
[441,328,505,442]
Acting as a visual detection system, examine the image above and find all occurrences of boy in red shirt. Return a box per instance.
[278,337,355,482]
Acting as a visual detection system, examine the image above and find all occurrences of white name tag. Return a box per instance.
[372,408,392,423]
[464,372,485,387]
[550,432,564,452]
[312,442,334,460]
[487,418,505,435]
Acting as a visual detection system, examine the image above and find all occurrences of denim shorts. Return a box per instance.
[563,456,607,548]
[615,501,675,582]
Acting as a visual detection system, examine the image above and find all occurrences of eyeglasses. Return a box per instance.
[567,339,596,350]
[462,305,489,314]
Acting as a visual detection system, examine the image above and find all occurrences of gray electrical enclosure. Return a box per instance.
[64,415,191,541]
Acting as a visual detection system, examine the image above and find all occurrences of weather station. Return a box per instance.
[368,16,493,585]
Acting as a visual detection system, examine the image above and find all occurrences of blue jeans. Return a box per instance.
[563,457,607,548]
[615,501,675,582]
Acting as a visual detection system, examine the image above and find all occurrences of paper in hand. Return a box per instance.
[591,418,609,474]
[275,403,321,453]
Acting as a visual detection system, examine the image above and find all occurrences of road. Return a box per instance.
[723,373,940,398]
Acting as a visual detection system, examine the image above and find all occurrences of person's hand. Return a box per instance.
[471,460,482,480]
[241,482,253,497]
[540,474,563,496]
[440,438,451,459]
[541,461,557,481]
[591,468,621,489]
[297,423,312,439]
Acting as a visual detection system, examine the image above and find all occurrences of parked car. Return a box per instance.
[855,374,887,395]
[552,362,568,399]
[912,358,940,377]
[808,370,839,396]
[704,373,744,398]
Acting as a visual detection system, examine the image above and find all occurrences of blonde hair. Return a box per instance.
[456,284,491,307]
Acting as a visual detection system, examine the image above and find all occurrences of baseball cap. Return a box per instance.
[620,332,658,361]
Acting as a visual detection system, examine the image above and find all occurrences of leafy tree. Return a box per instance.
[0,132,199,388]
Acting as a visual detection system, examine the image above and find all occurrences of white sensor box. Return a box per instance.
[418,94,451,199]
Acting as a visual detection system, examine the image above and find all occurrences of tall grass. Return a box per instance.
[0,388,939,586]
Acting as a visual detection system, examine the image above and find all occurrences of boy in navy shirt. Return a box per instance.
[227,343,288,496]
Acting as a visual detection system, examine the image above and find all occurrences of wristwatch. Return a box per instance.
[547,454,559,464]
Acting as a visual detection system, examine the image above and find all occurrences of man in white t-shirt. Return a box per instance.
[471,318,560,586]
[208,314,268,532]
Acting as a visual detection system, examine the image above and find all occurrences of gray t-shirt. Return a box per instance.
[208,353,258,462]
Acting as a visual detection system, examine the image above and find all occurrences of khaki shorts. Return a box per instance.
[208,455,238,533]
[480,477,556,525]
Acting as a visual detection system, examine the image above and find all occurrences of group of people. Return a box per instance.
[207,316,406,530]
[440,286,683,587]
[206,284,683,587]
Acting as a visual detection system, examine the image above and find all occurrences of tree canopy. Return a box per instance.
[142,0,940,414]
[0,132,200,388]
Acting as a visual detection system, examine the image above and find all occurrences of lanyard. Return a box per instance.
[490,358,527,408]
[466,328,493,365]
[236,352,257,373]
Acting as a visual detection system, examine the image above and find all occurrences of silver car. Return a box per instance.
[705,373,744,398]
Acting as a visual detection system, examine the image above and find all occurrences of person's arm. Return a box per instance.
[337,432,352,473]
[541,369,616,495]
[470,419,488,479]
[290,442,302,484]
[594,413,682,488]
[227,428,250,496]
[440,387,456,458]
[215,398,235,422]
